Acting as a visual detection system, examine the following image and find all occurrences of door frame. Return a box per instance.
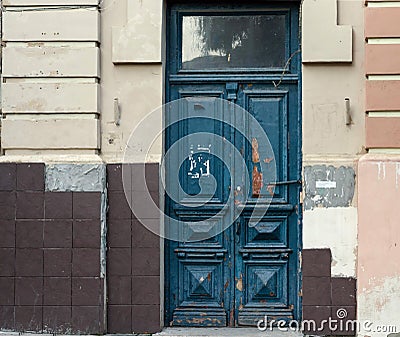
[162,0,303,328]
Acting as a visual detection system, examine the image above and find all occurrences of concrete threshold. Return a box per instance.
[151,327,304,337]
[0,328,306,337]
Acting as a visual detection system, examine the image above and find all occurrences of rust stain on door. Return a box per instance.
[252,138,260,163]
[252,166,263,197]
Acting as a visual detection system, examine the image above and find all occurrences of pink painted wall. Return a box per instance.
[357,154,400,335]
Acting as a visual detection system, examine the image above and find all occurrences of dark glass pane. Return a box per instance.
[182,15,286,70]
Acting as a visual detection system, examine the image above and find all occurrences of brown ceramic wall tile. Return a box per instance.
[15,249,43,276]
[16,163,44,191]
[16,220,43,248]
[108,219,131,248]
[108,192,132,219]
[43,277,71,305]
[132,304,160,333]
[302,305,332,335]
[43,306,72,334]
[0,192,16,220]
[131,192,160,219]
[106,163,161,334]
[0,220,15,248]
[71,306,101,334]
[16,192,44,219]
[0,169,105,335]
[108,305,132,334]
[132,276,160,305]
[0,163,16,191]
[44,249,71,277]
[302,249,357,336]
[108,248,131,276]
[0,278,15,305]
[302,249,331,277]
[45,192,73,219]
[107,164,132,192]
[132,219,160,248]
[132,247,160,276]
[107,276,131,305]
[331,306,357,336]
[15,305,42,332]
[0,306,15,330]
[73,220,101,248]
[132,163,159,192]
[302,277,331,306]
[73,192,101,219]
[72,277,101,306]
[331,277,356,306]
[72,248,100,277]
[0,248,15,276]
[15,277,43,305]
[44,220,72,248]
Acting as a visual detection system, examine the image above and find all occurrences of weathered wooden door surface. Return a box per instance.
[165,1,301,327]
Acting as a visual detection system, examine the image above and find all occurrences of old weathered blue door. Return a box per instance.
[165,1,301,327]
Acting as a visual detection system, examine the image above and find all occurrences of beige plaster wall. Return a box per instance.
[302,0,365,157]
[301,0,365,279]
[99,0,163,163]
[99,0,366,160]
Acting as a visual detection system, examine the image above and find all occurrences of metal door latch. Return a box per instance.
[270,179,302,186]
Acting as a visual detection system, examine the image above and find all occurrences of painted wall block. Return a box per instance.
[366,116,400,148]
[2,46,99,78]
[2,83,99,113]
[366,44,400,75]
[3,9,99,42]
[46,164,105,192]
[303,207,358,277]
[366,80,400,112]
[365,8,400,38]
[1,118,100,149]
[302,0,352,62]
[112,0,162,63]
[303,165,355,210]
[3,0,98,5]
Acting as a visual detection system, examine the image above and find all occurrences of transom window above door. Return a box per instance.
[181,13,288,70]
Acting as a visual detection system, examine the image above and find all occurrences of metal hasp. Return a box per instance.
[226,82,238,101]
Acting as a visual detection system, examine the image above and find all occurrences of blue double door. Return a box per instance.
[165,1,301,327]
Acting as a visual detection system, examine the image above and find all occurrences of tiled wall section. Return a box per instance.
[106,164,161,334]
[302,249,357,336]
[0,163,104,334]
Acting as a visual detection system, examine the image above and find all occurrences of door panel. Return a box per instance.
[165,1,301,327]
[241,87,290,201]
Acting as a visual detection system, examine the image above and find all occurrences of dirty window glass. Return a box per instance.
[182,14,286,70]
